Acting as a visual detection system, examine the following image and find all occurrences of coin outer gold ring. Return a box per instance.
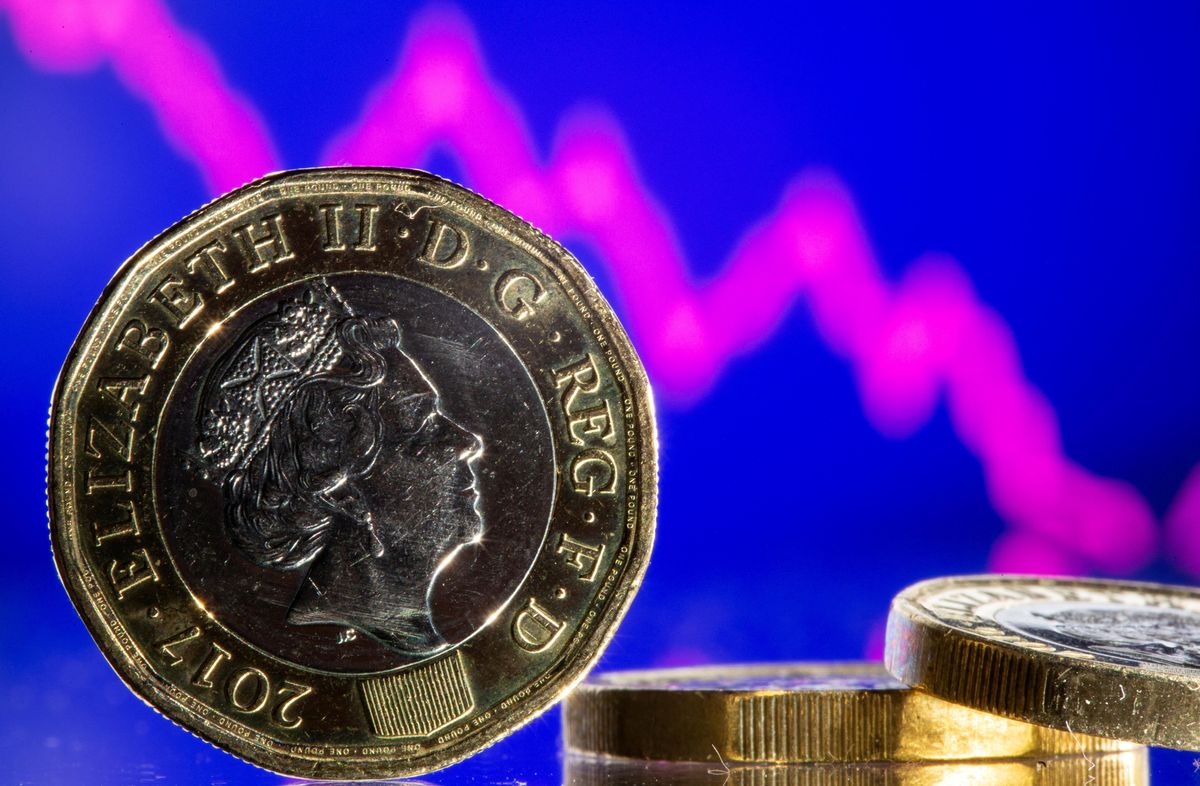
[48,168,658,779]
[562,662,1136,763]
[885,574,1200,751]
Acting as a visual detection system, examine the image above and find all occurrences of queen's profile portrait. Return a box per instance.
[199,282,484,657]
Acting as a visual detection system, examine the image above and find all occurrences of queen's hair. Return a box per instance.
[222,316,401,569]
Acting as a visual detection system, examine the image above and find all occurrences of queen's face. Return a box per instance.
[353,340,484,579]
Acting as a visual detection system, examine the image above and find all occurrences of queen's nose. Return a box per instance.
[430,410,482,464]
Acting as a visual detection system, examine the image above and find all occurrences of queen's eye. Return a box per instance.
[393,392,437,435]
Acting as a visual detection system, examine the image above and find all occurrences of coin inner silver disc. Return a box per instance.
[156,272,554,672]
[995,601,1200,672]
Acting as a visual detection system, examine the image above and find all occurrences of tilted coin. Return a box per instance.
[564,751,1150,786]
[48,167,657,779]
[885,574,1200,750]
[561,662,1135,763]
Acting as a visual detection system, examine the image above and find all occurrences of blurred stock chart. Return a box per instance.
[2,1,1198,782]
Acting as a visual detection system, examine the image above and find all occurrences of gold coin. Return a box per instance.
[48,167,657,779]
[561,662,1135,763]
[886,574,1200,750]
[564,751,1150,786]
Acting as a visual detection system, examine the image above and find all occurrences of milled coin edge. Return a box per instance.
[883,574,1200,751]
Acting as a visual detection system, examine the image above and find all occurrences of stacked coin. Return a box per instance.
[885,575,1200,750]
[564,575,1200,784]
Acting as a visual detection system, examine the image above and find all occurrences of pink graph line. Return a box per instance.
[0,0,278,194]
[1167,467,1200,577]
[3,0,1188,577]
[323,7,1162,575]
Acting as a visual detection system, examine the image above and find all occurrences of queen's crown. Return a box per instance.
[199,282,355,473]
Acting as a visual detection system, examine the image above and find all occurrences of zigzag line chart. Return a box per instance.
[3,0,1193,577]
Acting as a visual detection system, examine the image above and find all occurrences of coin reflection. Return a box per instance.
[563,750,1149,786]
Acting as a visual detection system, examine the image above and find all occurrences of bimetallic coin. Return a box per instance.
[885,575,1200,750]
[48,168,657,779]
[561,662,1135,763]
[564,752,1150,786]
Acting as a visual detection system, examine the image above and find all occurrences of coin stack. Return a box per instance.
[47,168,1195,783]
[564,574,1200,784]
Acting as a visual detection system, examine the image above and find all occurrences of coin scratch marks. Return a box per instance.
[1065,720,1097,786]
[2,0,1188,577]
[707,743,731,785]
[394,201,438,220]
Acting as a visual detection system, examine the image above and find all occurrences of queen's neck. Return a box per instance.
[287,526,445,655]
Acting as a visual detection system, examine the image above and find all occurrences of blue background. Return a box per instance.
[2,1,1198,783]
